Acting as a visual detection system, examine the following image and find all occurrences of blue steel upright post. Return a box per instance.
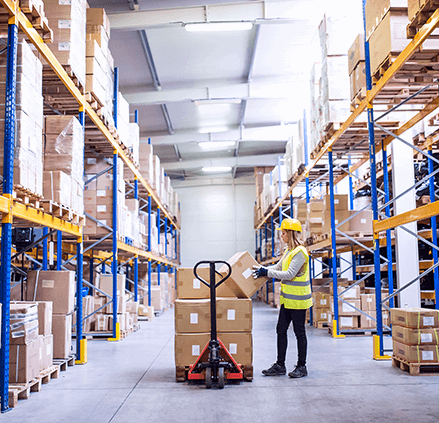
[43,227,48,270]
[134,176,139,302]
[57,230,62,270]
[148,194,152,306]
[382,144,394,309]
[348,157,354,211]
[363,0,384,357]
[428,147,439,309]
[157,208,161,286]
[0,20,17,413]
[76,106,86,362]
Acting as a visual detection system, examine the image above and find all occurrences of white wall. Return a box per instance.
[176,183,255,267]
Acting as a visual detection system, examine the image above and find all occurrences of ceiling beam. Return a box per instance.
[122,78,306,106]
[162,153,281,171]
[138,30,161,91]
[142,124,292,145]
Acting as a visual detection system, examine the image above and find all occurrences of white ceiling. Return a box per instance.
[88,0,362,186]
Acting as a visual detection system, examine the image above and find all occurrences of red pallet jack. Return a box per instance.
[187,261,244,389]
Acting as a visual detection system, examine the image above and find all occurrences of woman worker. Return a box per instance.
[252,218,312,378]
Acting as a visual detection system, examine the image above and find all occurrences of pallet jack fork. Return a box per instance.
[187,261,244,389]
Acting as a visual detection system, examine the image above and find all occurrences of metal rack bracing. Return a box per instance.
[0,1,181,413]
[255,4,439,357]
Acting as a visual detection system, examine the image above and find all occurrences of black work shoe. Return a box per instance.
[262,363,286,376]
[288,365,308,378]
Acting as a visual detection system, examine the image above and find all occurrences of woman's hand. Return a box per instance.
[252,265,268,279]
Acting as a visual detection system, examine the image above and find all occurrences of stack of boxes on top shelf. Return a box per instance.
[309,63,323,154]
[42,0,87,89]
[80,273,139,334]
[0,40,44,197]
[174,252,268,380]
[391,308,439,372]
[136,266,177,316]
[284,119,306,183]
[9,301,53,384]
[86,8,115,128]
[253,166,274,227]
[348,34,366,107]
[43,115,84,215]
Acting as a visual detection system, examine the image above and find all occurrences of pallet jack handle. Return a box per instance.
[193,261,232,343]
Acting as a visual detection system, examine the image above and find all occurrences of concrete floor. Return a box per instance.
[3,301,439,423]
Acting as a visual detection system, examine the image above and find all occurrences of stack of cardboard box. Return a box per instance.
[43,0,86,89]
[44,115,84,214]
[86,7,114,127]
[391,308,439,365]
[312,292,331,326]
[26,271,74,359]
[137,269,176,313]
[253,166,274,225]
[309,63,323,153]
[174,252,268,379]
[0,41,44,196]
[348,34,366,103]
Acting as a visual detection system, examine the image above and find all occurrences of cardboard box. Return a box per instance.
[10,303,39,344]
[174,299,211,333]
[26,271,75,314]
[174,332,252,367]
[338,285,360,300]
[99,274,126,297]
[176,267,236,299]
[312,292,331,308]
[314,308,329,322]
[216,298,252,332]
[360,310,390,328]
[365,0,408,39]
[322,210,351,234]
[360,294,376,311]
[339,315,360,329]
[408,0,421,21]
[392,325,439,345]
[332,298,361,316]
[52,314,72,359]
[42,334,54,369]
[87,8,110,37]
[393,340,439,363]
[349,210,373,234]
[323,194,349,211]
[219,251,269,299]
[37,301,53,336]
[391,308,439,329]
[9,339,40,383]
[348,34,365,75]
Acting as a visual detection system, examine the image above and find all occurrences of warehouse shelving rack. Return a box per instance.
[0,1,180,413]
[254,2,439,359]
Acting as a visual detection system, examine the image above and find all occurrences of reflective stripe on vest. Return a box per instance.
[280,246,312,310]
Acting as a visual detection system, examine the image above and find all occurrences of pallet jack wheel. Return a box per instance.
[205,367,212,389]
[218,367,225,389]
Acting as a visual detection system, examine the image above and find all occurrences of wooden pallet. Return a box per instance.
[313,321,328,329]
[40,364,60,384]
[13,186,43,210]
[53,354,76,372]
[8,377,42,408]
[407,0,439,38]
[175,364,253,383]
[40,199,85,226]
[350,87,367,112]
[392,355,439,376]
[43,65,85,95]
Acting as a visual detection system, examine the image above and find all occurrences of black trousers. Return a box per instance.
[276,305,307,367]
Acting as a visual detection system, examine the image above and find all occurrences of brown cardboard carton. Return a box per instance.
[38,335,45,371]
[218,332,252,366]
[322,194,349,211]
[219,251,269,299]
[338,315,360,329]
[177,267,236,299]
[37,301,52,336]
[322,210,351,234]
[349,210,373,234]
[314,308,329,322]
[26,271,75,314]
[353,62,366,98]
[216,298,252,332]
[391,308,439,328]
[331,298,361,316]
[338,285,360,300]
[174,332,210,367]
[312,292,331,308]
[408,0,421,21]
[10,302,39,345]
[360,310,390,328]
[9,339,40,383]
[312,278,336,294]
[393,340,439,363]
[86,8,110,37]
[43,334,54,369]
[392,325,439,345]
[365,0,408,38]
[99,274,126,297]
[360,294,376,311]
[52,314,72,359]
[348,34,365,75]
[174,299,211,333]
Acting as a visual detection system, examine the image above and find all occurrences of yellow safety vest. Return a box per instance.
[280,246,312,310]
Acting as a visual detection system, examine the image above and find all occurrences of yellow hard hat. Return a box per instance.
[276,218,302,232]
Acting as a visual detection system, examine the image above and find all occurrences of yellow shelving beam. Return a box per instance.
[0,1,180,231]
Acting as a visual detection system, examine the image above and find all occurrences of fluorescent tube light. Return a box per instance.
[199,141,236,150]
[185,22,253,32]
[202,166,232,172]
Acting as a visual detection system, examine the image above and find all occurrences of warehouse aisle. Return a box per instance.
[3,302,439,423]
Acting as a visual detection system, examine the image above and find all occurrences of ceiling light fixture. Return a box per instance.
[194,98,242,106]
[202,166,232,172]
[185,22,253,32]
[198,126,230,134]
[199,141,236,150]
